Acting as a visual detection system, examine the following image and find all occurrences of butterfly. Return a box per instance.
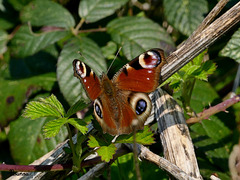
[73,49,166,136]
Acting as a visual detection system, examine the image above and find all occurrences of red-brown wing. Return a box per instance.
[113,49,166,93]
[73,60,102,100]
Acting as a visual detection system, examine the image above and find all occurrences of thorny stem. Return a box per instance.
[186,95,240,124]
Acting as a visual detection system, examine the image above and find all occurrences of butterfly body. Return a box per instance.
[73,49,165,135]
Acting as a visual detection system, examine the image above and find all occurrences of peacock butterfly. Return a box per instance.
[73,49,166,135]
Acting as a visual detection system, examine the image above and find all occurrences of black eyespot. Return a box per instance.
[95,103,102,118]
[135,99,147,115]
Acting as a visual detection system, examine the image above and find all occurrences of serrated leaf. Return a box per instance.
[97,143,116,162]
[10,25,69,58]
[220,28,240,63]
[68,118,88,135]
[43,118,67,138]
[116,126,155,145]
[107,16,174,60]
[57,36,107,105]
[40,94,65,117]
[164,0,208,36]
[66,99,89,118]
[8,116,68,164]
[88,135,110,148]
[191,61,216,81]
[0,29,8,54]
[79,0,128,23]
[23,94,64,120]
[21,0,75,29]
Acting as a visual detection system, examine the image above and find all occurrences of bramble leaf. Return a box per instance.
[10,25,69,58]
[79,0,128,23]
[96,143,116,162]
[23,94,65,119]
[43,118,67,138]
[116,126,155,145]
[220,27,240,63]
[107,16,174,60]
[68,118,88,135]
[21,0,75,29]
[164,0,208,36]
[66,100,89,118]
[8,116,67,164]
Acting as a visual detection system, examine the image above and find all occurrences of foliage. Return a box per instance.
[0,0,239,179]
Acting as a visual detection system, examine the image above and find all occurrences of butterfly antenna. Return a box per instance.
[106,47,122,75]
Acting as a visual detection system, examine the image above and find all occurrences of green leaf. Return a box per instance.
[66,99,89,118]
[10,25,69,58]
[0,29,8,54]
[57,36,107,105]
[96,143,116,162]
[8,116,68,164]
[190,80,218,113]
[21,0,75,29]
[191,61,216,81]
[43,118,67,138]
[116,126,155,145]
[23,94,65,120]
[107,16,174,60]
[164,0,208,36]
[88,135,103,148]
[40,94,65,117]
[68,118,88,135]
[0,74,55,127]
[79,0,128,23]
[190,116,232,172]
[220,27,240,63]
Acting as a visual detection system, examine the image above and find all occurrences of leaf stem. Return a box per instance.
[72,18,85,36]
[65,124,77,162]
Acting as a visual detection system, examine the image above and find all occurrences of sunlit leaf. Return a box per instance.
[116,126,155,145]
[23,94,65,119]
[68,118,88,135]
[43,118,67,138]
[97,143,116,162]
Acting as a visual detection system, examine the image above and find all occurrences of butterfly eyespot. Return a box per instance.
[94,99,103,119]
[128,93,152,120]
[136,99,147,115]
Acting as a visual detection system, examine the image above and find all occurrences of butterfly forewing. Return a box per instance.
[113,49,166,93]
[73,59,102,100]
